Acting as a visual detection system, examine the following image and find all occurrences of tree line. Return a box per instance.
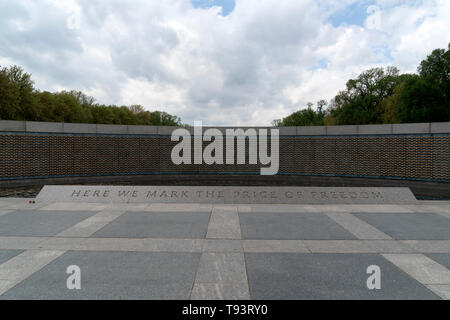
[2,44,449,128]
[0,66,181,126]
[274,44,450,126]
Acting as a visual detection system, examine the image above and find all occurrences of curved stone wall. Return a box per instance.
[0,120,449,183]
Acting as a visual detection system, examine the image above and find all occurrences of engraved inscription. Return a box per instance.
[37,186,415,204]
[68,187,387,202]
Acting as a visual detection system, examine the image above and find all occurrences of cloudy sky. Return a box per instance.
[0,0,449,125]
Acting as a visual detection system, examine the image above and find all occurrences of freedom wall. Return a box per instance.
[0,120,449,186]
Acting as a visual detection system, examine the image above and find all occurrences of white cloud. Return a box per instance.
[0,0,449,125]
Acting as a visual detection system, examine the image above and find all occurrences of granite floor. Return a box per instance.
[0,199,449,300]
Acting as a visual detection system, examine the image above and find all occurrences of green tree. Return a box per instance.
[0,64,182,126]
[389,44,450,123]
[0,66,20,119]
[392,76,448,123]
[418,43,450,99]
[329,67,403,125]
[0,65,38,120]
[275,44,450,126]
[274,101,326,127]
[35,91,58,122]
[128,104,145,114]
[149,111,181,126]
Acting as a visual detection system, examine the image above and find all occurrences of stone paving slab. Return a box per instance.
[203,240,243,253]
[3,237,449,254]
[426,254,450,269]
[56,209,127,238]
[0,210,13,217]
[355,213,450,240]
[35,237,204,253]
[92,211,211,239]
[249,204,322,213]
[38,202,110,211]
[398,205,450,219]
[344,205,416,213]
[192,252,250,300]
[148,203,213,212]
[239,212,356,240]
[303,240,376,253]
[0,200,45,210]
[325,213,392,240]
[363,240,416,253]
[0,198,449,300]
[0,237,48,250]
[0,211,97,237]
[191,283,249,300]
[206,208,241,239]
[426,285,450,300]
[402,241,450,253]
[0,251,200,300]
[0,250,24,264]
[6,237,449,254]
[404,205,450,214]
[245,253,439,300]
[382,254,450,285]
[0,250,66,296]
[243,240,309,253]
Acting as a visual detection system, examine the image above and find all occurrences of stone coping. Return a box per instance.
[1,120,449,136]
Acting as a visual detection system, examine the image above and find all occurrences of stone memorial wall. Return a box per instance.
[0,120,449,183]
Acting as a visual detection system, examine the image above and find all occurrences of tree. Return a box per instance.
[275,44,450,126]
[128,104,145,114]
[392,76,448,123]
[274,101,326,127]
[0,66,20,119]
[330,67,402,125]
[388,44,450,123]
[0,65,38,120]
[0,64,182,126]
[418,43,450,98]
[148,111,181,126]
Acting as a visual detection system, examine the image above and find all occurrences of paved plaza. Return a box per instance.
[0,198,450,299]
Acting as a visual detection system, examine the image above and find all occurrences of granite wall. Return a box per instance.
[0,120,449,183]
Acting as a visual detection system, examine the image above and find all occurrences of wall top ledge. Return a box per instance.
[0,120,449,135]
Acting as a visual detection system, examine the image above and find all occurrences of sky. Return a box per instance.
[0,0,449,126]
